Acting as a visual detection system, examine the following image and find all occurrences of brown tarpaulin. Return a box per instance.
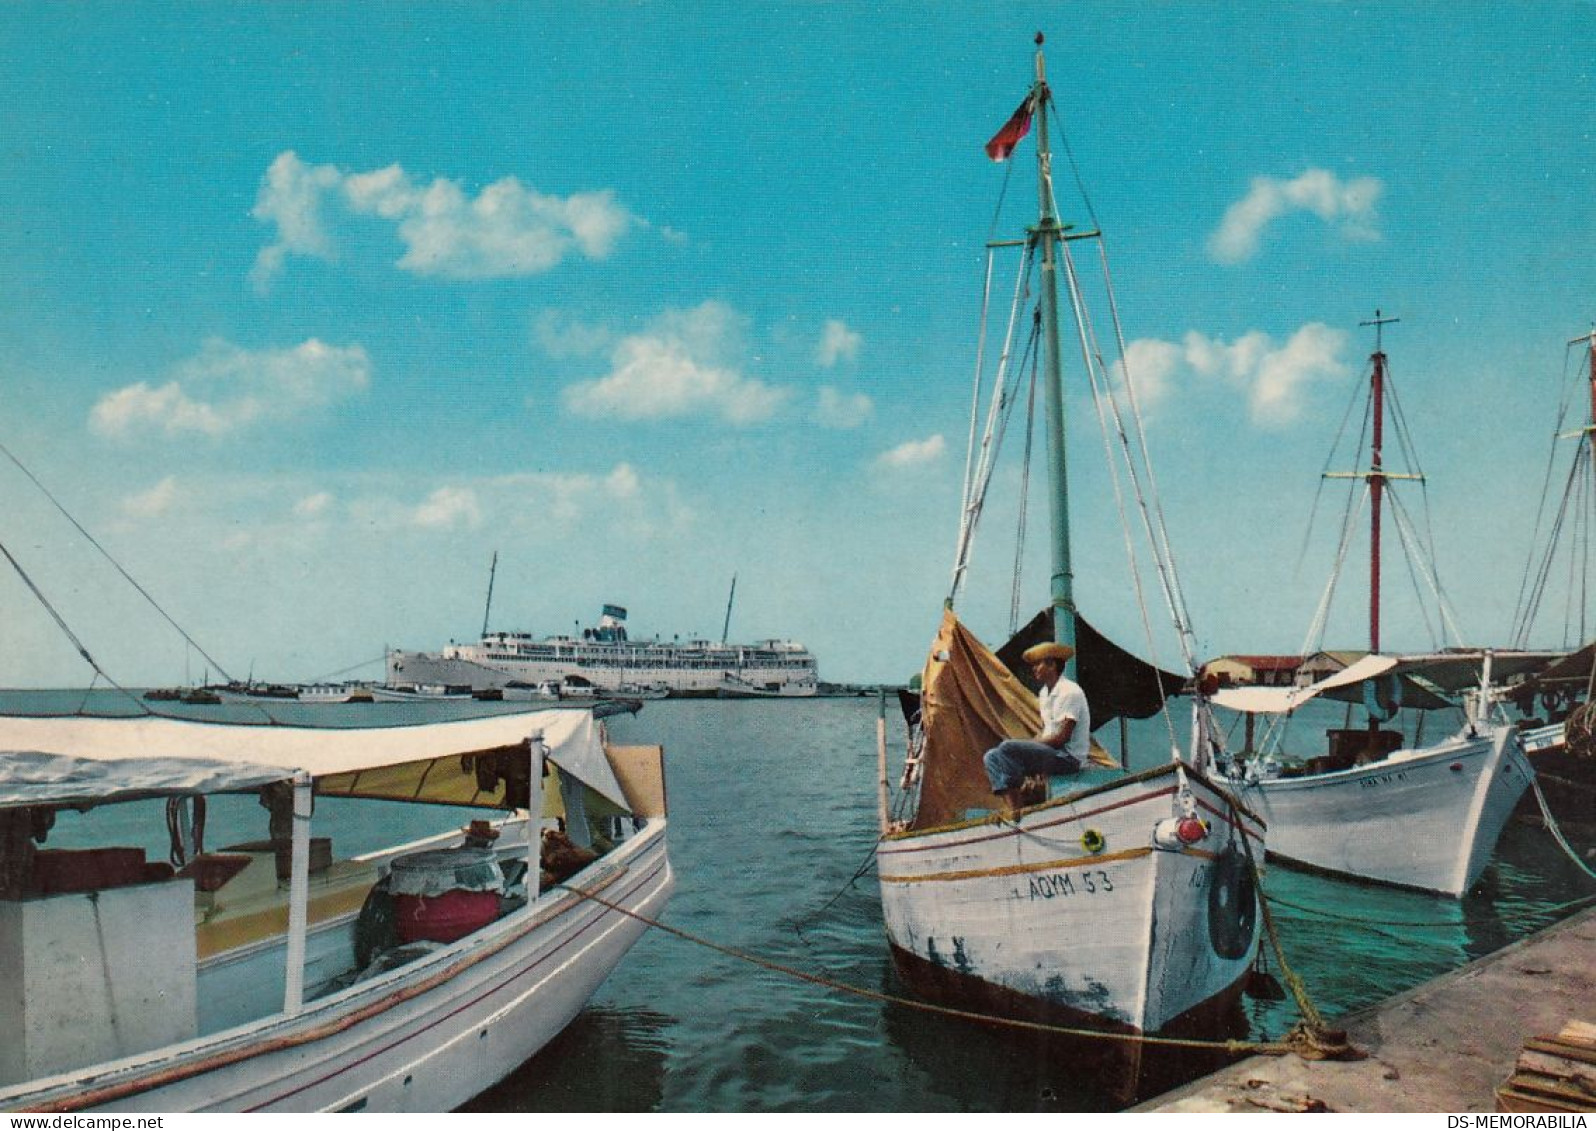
[911,609,1123,830]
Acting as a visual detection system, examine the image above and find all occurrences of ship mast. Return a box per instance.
[721,573,737,644]
[1031,33,1077,669]
[481,550,498,638]
[1361,310,1398,653]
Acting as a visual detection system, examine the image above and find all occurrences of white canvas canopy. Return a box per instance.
[1212,650,1565,716]
[0,708,627,811]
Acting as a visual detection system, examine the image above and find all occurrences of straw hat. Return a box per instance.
[1021,641,1075,665]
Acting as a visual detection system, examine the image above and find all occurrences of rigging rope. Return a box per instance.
[0,438,236,684]
[1530,774,1596,883]
[1009,357,1039,637]
[0,537,147,711]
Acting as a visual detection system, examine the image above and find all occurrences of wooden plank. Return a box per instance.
[1498,1084,1593,1114]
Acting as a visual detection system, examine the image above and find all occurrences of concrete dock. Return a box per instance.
[1143,905,1596,1113]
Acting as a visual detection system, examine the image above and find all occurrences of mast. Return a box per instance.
[1031,33,1077,667]
[1361,310,1398,653]
[481,550,498,638]
[721,573,737,644]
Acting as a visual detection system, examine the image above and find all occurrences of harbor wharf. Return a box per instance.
[1142,905,1596,1114]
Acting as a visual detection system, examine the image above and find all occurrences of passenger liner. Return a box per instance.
[386,604,819,697]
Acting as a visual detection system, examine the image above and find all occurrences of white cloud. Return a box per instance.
[121,476,179,519]
[815,319,862,367]
[251,153,640,288]
[875,434,946,470]
[562,301,789,425]
[90,338,371,441]
[1124,323,1350,425]
[814,386,874,429]
[249,151,344,291]
[293,491,334,519]
[534,309,615,359]
[410,486,482,530]
[1208,168,1383,263]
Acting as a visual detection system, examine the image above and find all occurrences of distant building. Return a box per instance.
[1296,650,1368,687]
[1204,655,1303,687]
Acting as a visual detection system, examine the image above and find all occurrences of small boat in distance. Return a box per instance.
[0,705,672,1112]
[368,683,474,703]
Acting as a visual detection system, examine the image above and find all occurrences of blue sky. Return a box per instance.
[2,2,1594,688]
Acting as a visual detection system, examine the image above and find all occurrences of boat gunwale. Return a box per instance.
[1242,725,1513,793]
[881,760,1264,851]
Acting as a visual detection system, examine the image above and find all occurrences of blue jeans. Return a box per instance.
[983,739,1082,792]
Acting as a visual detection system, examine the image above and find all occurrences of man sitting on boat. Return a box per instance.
[982,641,1091,814]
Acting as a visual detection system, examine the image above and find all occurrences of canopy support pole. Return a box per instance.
[527,733,545,903]
[282,771,312,1016]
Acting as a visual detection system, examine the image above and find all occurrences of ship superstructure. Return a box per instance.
[387,604,819,697]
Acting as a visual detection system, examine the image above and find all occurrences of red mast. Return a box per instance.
[1360,310,1399,653]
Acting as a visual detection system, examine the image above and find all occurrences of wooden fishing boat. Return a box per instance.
[0,705,671,1112]
[1213,317,1553,896]
[876,35,1264,1104]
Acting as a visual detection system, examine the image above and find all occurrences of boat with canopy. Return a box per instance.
[1213,315,1551,897]
[874,34,1264,1104]
[0,704,671,1112]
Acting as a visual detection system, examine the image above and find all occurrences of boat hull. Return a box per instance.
[877,763,1263,1102]
[2,823,673,1113]
[1237,724,1531,897]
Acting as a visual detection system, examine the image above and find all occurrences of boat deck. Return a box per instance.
[1139,905,1596,1113]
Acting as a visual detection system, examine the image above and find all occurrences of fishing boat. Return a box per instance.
[875,35,1264,1104]
[368,683,475,703]
[1215,651,1549,896]
[1214,315,1547,897]
[0,704,672,1112]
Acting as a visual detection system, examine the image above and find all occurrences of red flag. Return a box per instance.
[984,92,1035,162]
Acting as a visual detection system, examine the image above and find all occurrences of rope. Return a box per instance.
[1225,795,1360,1062]
[1264,889,1596,936]
[0,537,148,713]
[1530,774,1596,882]
[556,878,1295,1057]
[0,437,235,683]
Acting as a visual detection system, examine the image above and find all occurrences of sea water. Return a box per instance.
[2,691,1589,1112]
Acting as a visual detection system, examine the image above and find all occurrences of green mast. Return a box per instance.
[1031,34,1077,670]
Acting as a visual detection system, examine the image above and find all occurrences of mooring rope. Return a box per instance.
[557,878,1296,1057]
[1530,774,1596,882]
[1264,890,1596,936]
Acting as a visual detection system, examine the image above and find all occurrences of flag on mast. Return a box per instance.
[984,92,1036,161]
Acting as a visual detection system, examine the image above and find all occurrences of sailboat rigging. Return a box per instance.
[876,35,1264,1104]
[1215,316,1549,897]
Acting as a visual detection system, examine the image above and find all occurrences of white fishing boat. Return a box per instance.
[1214,315,1550,897]
[876,36,1263,1103]
[1216,651,1551,896]
[0,705,672,1112]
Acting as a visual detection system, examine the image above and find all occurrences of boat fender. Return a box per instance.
[1207,846,1257,961]
[1362,673,1402,722]
[354,878,399,969]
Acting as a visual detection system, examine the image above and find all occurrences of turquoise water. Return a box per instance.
[2,692,1591,1112]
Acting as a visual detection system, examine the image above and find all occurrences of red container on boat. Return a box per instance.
[394,889,500,943]
[387,845,506,943]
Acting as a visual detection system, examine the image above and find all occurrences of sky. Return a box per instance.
[2,2,1595,689]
